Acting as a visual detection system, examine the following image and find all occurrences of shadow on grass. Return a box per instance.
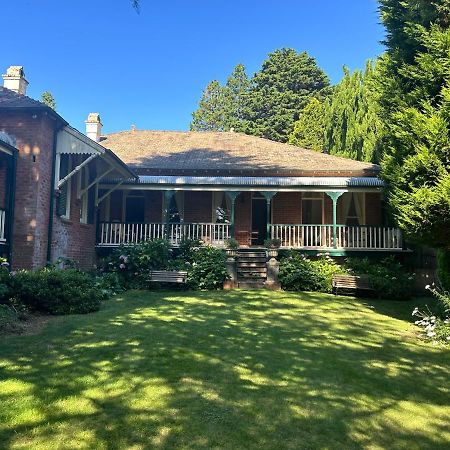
[0,290,449,449]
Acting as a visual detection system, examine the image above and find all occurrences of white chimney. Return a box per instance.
[85,113,102,142]
[2,66,29,95]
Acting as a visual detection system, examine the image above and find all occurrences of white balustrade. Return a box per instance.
[97,222,230,247]
[270,224,402,250]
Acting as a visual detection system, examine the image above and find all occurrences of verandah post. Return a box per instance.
[226,191,240,240]
[326,192,343,249]
[262,192,276,241]
[163,190,175,240]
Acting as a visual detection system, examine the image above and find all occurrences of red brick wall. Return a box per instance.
[52,177,96,269]
[234,192,252,245]
[144,191,163,222]
[272,192,302,224]
[365,193,382,226]
[184,191,212,222]
[0,111,55,269]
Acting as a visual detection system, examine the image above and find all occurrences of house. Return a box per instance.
[0,65,403,271]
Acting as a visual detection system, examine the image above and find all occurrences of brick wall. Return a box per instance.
[183,191,212,222]
[234,192,252,245]
[272,192,302,224]
[51,176,96,269]
[0,111,55,269]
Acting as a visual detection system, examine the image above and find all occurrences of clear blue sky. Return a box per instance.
[2,0,384,134]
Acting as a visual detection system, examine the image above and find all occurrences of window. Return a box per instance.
[57,155,71,219]
[79,166,89,224]
[212,192,231,223]
[341,193,365,226]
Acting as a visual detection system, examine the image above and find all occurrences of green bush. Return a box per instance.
[187,246,228,290]
[100,239,171,288]
[0,304,24,334]
[9,269,102,315]
[279,252,344,293]
[437,249,450,292]
[346,256,414,300]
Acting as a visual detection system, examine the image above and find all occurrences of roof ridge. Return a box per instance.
[0,86,48,108]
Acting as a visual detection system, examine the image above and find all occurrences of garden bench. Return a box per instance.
[149,270,188,284]
[332,274,374,296]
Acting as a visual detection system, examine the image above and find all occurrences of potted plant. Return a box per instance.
[224,238,239,257]
[264,238,282,258]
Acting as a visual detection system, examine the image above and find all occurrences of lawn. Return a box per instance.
[0,290,449,450]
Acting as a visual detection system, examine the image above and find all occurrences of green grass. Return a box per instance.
[0,290,449,450]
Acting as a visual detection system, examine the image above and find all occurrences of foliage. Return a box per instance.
[377,0,450,248]
[0,304,24,334]
[413,283,450,344]
[288,98,326,151]
[224,238,239,249]
[100,239,171,288]
[437,248,450,292]
[264,238,282,249]
[279,252,344,293]
[7,269,102,315]
[289,63,383,162]
[41,91,56,110]
[191,49,330,142]
[346,256,414,300]
[187,246,228,290]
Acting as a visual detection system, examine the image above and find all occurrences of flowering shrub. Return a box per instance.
[346,256,414,300]
[412,284,450,344]
[279,252,344,293]
[187,246,228,290]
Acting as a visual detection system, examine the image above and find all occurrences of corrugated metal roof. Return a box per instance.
[104,175,385,188]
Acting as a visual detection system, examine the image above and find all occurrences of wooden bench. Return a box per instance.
[332,274,374,296]
[149,270,188,284]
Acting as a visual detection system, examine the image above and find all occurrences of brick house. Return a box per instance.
[0,66,403,271]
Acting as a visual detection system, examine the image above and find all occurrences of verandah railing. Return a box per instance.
[270,224,402,250]
[98,222,231,247]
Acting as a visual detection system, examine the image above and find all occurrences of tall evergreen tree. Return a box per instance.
[289,63,383,162]
[243,48,330,142]
[378,0,450,248]
[41,91,56,110]
[190,81,226,131]
[288,98,326,151]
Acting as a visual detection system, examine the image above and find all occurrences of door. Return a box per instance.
[252,195,267,245]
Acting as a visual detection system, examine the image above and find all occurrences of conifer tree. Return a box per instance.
[190,81,226,131]
[378,0,450,248]
[41,91,56,110]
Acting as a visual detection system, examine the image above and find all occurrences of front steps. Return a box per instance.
[236,249,267,288]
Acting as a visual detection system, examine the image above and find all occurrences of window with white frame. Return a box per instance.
[79,165,89,224]
[57,154,72,219]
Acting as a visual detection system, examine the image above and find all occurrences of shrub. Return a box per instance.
[187,246,228,290]
[100,239,171,288]
[346,256,414,300]
[264,238,282,249]
[437,249,450,292]
[224,238,239,249]
[279,252,344,293]
[9,269,102,315]
[0,304,24,334]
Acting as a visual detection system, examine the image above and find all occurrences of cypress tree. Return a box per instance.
[190,81,227,131]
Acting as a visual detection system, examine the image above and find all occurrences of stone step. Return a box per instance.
[237,267,267,274]
[237,256,267,262]
[237,252,267,258]
[237,262,267,268]
[238,281,266,289]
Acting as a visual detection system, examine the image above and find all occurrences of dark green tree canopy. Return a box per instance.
[378,0,450,248]
[190,49,330,142]
[190,80,226,131]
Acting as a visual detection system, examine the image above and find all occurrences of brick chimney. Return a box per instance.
[2,66,29,95]
[85,113,102,142]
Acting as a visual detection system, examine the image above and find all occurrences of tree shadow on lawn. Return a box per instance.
[0,290,449,450]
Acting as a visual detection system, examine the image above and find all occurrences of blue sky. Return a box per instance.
[2,0,384,134]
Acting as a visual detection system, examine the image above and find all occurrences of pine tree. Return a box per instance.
[41,91,56,110]
[243,48,330,142]
[378,0,450,248]
[190,81,227,131]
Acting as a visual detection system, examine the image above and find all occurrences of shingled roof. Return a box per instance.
[100,130,380,177]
